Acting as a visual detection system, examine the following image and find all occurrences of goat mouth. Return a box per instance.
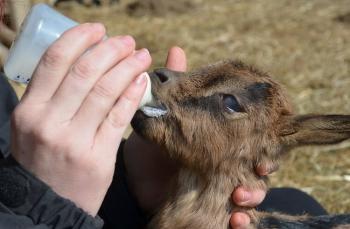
[140,103,168,118]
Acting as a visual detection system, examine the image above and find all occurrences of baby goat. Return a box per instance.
[131,60,350,229]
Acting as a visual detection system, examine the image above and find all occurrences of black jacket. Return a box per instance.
[0,74,148,228]
[0,74,103,228]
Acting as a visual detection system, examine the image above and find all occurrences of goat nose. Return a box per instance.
[154,68,173,84]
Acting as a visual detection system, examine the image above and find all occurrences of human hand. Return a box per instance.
[10,23,152,216]
[230,164,277,228]
[124,47,273,229]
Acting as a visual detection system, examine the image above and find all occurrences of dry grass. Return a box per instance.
[16,0,350,213]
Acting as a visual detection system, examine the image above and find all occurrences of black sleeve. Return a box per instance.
[0,212,48,228]
[99,140,150,229]
[0,157,104,229]
[0,73,103,228]
[0,74,18,158]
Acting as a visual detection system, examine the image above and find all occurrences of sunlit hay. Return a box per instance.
[45,0,350,213]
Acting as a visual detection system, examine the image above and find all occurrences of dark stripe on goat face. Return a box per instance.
[244,82,272,104]
[200,75,228,90]
[180,95,222,117]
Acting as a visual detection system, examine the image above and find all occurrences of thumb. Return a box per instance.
[165,46,187,72]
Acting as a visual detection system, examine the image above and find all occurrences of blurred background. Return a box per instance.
[1,0,349,214]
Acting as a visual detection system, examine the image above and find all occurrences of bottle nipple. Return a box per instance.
[138,72,154,108]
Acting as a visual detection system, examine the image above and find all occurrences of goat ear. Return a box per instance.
[280,115,350,147]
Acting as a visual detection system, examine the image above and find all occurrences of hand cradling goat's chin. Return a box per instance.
[131,60,350,229]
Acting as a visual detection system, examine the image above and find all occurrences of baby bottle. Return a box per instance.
[4,3,152,108]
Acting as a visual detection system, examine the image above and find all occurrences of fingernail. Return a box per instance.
[135,73,147,85]
[134,49,150,61]
[257,165,269,176]
[119,35,134,46]
[237,214,250,227]
[88,23,106,35]
[231,212,250,229]
[240,191,251,203]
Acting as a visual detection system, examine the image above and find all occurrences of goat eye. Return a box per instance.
[223,95,243,113]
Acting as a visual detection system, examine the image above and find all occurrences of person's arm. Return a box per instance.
[0,74,18,158]
[0,156,103,228]
[10,23,151,216]
[0,74,103,228]
[0,213,49,229]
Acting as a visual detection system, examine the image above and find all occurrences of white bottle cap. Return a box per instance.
[4,3,153,108]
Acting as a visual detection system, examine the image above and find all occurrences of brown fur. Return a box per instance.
[131,60,350,229]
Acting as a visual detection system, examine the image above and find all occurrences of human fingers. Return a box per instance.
[95,73,148,155]
[72,49,151,133]
[232,187,266,207]
[230,212,250,229]
[256,162,279,176]
[24,23,105,103]
[165,46,187,72]
[50,36,135,118]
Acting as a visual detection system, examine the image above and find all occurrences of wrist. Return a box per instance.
[11,150,113,216]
